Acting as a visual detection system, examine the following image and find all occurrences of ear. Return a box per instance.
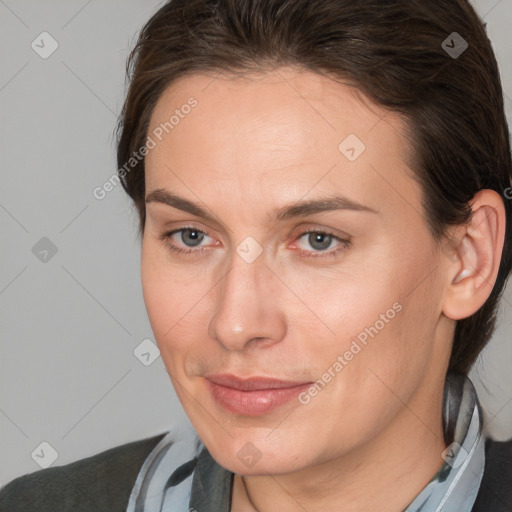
[442,189,506,321]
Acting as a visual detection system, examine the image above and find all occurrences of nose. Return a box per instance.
[207,249,287,352]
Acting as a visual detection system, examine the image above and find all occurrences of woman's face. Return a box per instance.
[141,67,453,474]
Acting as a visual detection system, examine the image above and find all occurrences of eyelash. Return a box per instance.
[158,225,351,259]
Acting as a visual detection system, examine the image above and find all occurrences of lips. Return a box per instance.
[204,373,313,416]
[204,373,310,390]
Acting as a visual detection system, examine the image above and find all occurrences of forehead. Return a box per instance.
[147,67,405,154]
[144,67,420,225]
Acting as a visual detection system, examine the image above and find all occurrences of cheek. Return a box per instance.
[141,237,220,380]
[141,240,193,347]
[288,248,437,398]
[281,270,438,458]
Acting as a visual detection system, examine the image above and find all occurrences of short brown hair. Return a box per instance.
[116,0,512,375]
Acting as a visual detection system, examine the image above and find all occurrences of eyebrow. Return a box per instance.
[145,188,378,222]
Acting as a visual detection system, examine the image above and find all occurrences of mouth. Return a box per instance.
[204,373,313,416]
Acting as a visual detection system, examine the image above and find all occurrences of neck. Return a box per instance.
[231,385,447,512]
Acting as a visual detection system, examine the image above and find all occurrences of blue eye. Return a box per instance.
[159,227,211,255]
[294,230,351,258]
[298,232,337,251]
[174,228,206,247]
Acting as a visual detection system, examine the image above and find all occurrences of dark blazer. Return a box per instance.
[0,434,510,511]
[0,434,165,512]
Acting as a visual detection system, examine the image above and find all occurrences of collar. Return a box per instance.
[402,374,486,511]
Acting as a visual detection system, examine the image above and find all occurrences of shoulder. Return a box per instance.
[0,432,166,512]
[472,437,512,512]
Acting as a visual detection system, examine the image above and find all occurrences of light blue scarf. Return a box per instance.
[126,374,485,511]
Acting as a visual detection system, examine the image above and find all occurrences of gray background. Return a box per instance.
[1,0,511,487]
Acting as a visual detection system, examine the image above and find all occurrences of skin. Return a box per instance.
[140,67,505,511]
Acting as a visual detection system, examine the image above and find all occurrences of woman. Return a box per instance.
[1,0,511,510]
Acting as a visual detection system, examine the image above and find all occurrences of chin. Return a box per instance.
[196,426,318,475]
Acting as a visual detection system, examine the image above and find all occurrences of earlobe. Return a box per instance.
[442,190,506,321]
